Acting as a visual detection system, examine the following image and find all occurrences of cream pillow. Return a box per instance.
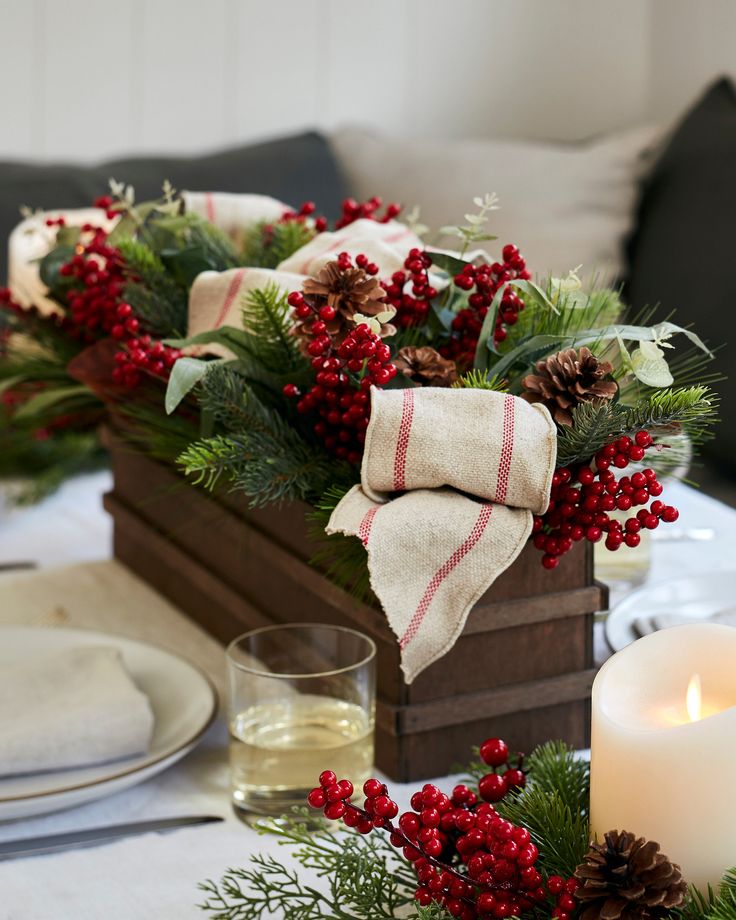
[331,125,665,283]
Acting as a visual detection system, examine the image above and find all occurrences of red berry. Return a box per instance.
[479,738,509,766]
[319,770,337,788]
[504,768,526,789]
[307,787,326,808]
[479,773,508,802]
[324,800,346,820]
[363,778,384,797]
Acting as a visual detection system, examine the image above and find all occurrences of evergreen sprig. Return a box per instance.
[240,284,306,375]
[676,870,736,920]
[180,365,347,506]
[199,811,417,920]
[241,220,315,269]
[452,369,508,392]
[556,386,719,467]
[117,237,188,336]
[307,485,371,602]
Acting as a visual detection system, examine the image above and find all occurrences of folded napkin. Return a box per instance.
[634,607,736,638]
[0,646,154,777]
[327,387,557,682]
[183,191,287,247]
[187,267,307,341]
[277,217,423,277]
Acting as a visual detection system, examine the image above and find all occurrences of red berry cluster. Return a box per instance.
[335,196,402,229]
[533,431,679,569]
[308,737,577,920]
[112,332,182,388]
[285,255,397,463]
[276,200,328,233]
[93,194,119,220]
[58,226,128,340]
[443,244,530,368]
[383,248,438,328]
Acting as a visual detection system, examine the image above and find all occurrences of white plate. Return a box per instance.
[0,627,217,821]
[605,570,736,652]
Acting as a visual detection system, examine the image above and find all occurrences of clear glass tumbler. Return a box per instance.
[226,623,376,818]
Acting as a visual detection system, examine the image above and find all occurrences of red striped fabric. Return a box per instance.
[399,502,494,649]
[299,235,345,274]
[204,192,216,223]
[392,388,415,491]
[358,506,379,545]
[214,268,247,329]
[494,393,516,504]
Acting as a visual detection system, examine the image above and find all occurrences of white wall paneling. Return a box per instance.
[0,0,733,162]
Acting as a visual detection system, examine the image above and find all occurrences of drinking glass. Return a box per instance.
[226,623,376,818]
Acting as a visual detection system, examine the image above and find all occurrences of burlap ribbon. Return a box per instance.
[327,387,557,682]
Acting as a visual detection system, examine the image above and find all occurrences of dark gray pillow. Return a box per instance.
[0,130,349,282]
[625,79,734,470]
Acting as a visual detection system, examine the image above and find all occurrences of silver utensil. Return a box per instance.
[0,814,223,860]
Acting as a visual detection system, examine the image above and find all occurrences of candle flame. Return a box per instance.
[686,673,702,723]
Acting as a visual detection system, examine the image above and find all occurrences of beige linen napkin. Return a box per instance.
[183,191,287,248]
[327,387,557,682]
[187,266,307,339]
[277,217,423,277]
[0,645,154,777]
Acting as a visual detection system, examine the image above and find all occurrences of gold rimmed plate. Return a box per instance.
[0,627,217,822]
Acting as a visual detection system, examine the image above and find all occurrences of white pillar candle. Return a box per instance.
[590,622,736,892]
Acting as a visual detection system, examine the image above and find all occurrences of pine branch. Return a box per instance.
[181,369,349,507]
[676,869,736,920]
[452,369,508,392]
[117,237,189,336]
[240,284,306,375]
[556,387,719,466]
[498,786,590,880]
[199,811,417,920]
[307,485,371,603]
[240,220,315,269]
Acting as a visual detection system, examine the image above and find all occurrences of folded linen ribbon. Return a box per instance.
[327,387,557,682]
[0,646,154,777]
[188,267,307,340]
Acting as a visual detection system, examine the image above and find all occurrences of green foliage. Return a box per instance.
[556,386,719,467]
[240,220,315,269]
[117,237,188,336]
[452,369,508,392]
[240,284,306,375]
[179,365,347,507]
[677,870,736,920]
[522,740,590,817]
[199,811,418,920]
[308,485,371,603]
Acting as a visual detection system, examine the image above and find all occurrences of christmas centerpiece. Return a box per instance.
[0,183,719,775]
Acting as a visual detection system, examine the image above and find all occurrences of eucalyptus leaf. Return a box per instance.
[424,250,472,276]
[485,320,713,382]
[164,326,251,359]
[13,385,90,420]
[165,356,214,414]
[630,342,674,387]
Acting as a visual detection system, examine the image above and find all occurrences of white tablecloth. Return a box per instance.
[0,472,734,919]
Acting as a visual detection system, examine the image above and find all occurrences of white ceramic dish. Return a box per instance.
[605,571,736,652]
[0,627,217,821]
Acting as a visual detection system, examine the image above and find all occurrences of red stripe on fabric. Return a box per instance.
[214,268,247,329]
[495,394,516,504]
[358,506,379,545]
[204,192,216,223]
[399,503,494,649]
[393,388,414,491]
[384,228,414,243]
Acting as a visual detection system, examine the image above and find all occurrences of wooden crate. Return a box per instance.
[102,433,606,780]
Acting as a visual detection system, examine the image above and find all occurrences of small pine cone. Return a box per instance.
[574,831,688,920]
[394,346,458,387]
[521,346,617,426]
[302,261,388,337]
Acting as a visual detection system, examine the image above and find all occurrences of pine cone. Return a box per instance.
[574,831,688,920]
[394,346,458,387]
[292,261,389,349]
[521,346,617,426]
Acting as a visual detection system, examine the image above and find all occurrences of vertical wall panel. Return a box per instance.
[318,0,410,133]
[137,0,230,155]
[230,0,321,143]
[0,0,41,158]
[41,0,136,161]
